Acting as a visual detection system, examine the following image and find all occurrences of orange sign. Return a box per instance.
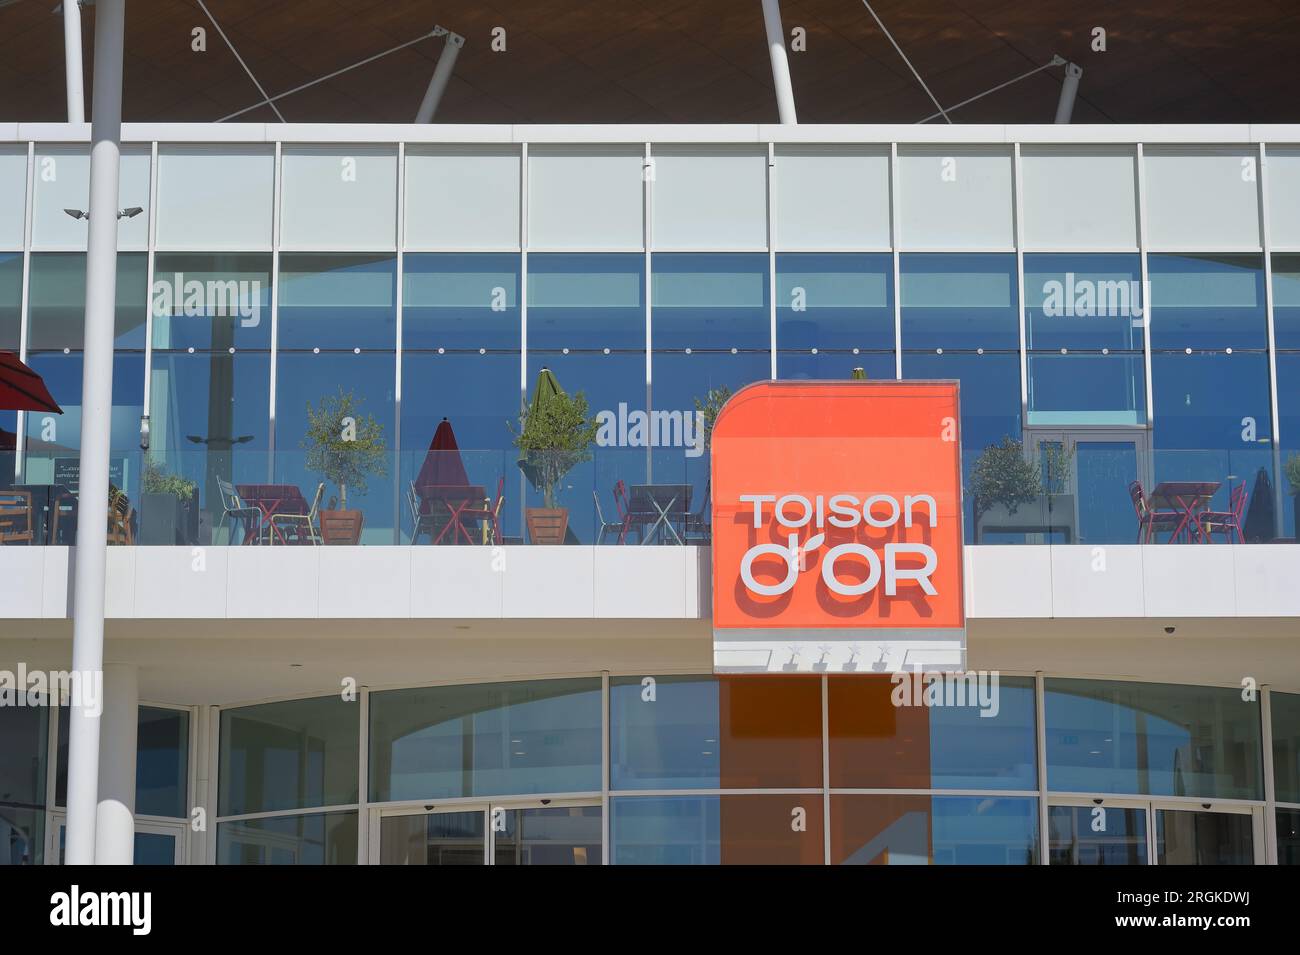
[710,380,965,673]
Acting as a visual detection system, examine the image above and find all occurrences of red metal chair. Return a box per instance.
[1199,482,1248,544]
[457,476,505,545]
[613,479,639,544]
[1128,480,1181,543]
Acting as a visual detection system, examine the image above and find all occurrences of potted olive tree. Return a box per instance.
[513,370,598,544]
[694,384,732,453]
[139,456,198,545]
[1285,453,1300,539]
[302,389,387,545]
[968,436,1076,542]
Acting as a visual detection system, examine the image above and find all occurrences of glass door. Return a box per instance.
[1023,428,1150,544]
[376,801,602,865]
[1047,801,1150,865]
[1049,799,1261,865]
[1154,805,1257,865]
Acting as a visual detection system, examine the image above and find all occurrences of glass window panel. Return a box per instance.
[380,810,485,865]
[610,795,720,864]
[0,705,47,808]
[1272,255,1300,350]
[651,147,767,251]
[0,806,44,865]
[136,706,188,819]
[777,350,896,381]
[902,352,1021,453]
[0,251,21,351]
[1270,691,1300,803]
[611,675,719,790]
[719,795,823,864]
[1148,254,1266,349]
[828,675,1036,790]
[1027,354,1147,427]
[776,253,893,350]
[155,145,274,251]
[528,146,643,250]
[528,253,644,349]
[651,253,769,349]
[405,146,520,251]
[26,251,147,349]
[900,254,1018,350]
[23,352,144,461]
[1155,809,1253,865]
[0,146,25,250]
[217,810,357,865]
[31,145,150,250]
[273,352,395,543]
[831,795,1038,865]
[1144,147,1261,250]
[897,147,1013,250]
[1151,353,1273,454]
[1268,147,1300,248]
[134,831,177,865]
[369,679,602,801]
[1280,355,1300,538]
[1044,679,1263,799]
[1278,809,1300,865]
[280,146,396,251]
[150,253,271,350]
[278,253,396,350]
[1047,805,1147,865]
[496,806,603,865]
[1019,147,1138,251]
[717,677,822,789]
[773,146,890,250]
[218,695,359,816]
[403,253,519,349]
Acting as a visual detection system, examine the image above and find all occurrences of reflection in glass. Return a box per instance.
[1155,810,1253,865]
[610,676,719,790]
[831,795,1038,865]
[1270,691,1300,803]
[218,695,359,816]
[1048,805,1147,865]
[136,707,189,819]
[0,806,44,865]
[1148,254,1266,350]
[217,811,358,865]
[900,254,1018,350]
[496,806,602,865]
[134,831,177,865]
[1277,809,1300,865]
[776,253,893,350]
[611,796,720,865]
[380,810,485,865]
[369,679,602,801]
[0,251,20,351]
[1045,679,1263,799]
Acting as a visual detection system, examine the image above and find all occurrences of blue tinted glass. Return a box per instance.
[1279,354,1300,537]
[1045,679,1263,799]
[776,253,893,350]
[26,252,147,350]
[151,253,272,350]
[1072,440,1142,544]
[528,254,644,349]
[136,706,188,819]
[777,350,896,381]
[610,676,719,790]
[1027,353,1146,426]
[403,253,519,350]
[611,796,720,865]
[1151,353,1272,450]
[832,795,1037,865]
[651,253,769,349]
[900,254,1018,350]
[278,253,396,350]
[1024,254,1144,351]
[217,811,357,865]
[1274,256,1300,349]
[902,352,1020,452]
[24,352,144,455]
[369,679,602,801]
[928,676,1037,790]
[0,252,21,350]
[1148,254,1266,349]
[274,352,396,542]
[133,831,176,865]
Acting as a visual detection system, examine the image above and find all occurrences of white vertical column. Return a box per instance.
[759,0,798,124]
[1259,143,1285,539]
[1035,671,1049,865]
[1262,686,1278,864]
[94,663,138,864]
[1013,143,1029,429]
[62,0,86,124]
[64,0,126,867]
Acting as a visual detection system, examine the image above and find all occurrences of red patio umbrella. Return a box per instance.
[0,352,62,414]
[415,417,470,488]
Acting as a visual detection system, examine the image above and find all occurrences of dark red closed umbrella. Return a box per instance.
[0,352,62,414]
[415,417,470,488]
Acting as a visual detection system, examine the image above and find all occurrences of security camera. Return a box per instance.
[539,799,551,805]
[1163,626,1176,634]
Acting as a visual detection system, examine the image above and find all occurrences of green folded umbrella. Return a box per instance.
[517,367,565,495]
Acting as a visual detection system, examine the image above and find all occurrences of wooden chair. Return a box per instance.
[0,490,33,545]
[269,482,324,545]
[107,486,134,546]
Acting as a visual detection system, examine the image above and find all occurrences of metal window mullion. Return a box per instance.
[15,141,34,481]
[821,673,830,865]
[520,142,529,528]
[392,142,405,544]
[1259,142,1285,539]
[1035,670,1049,865]
[1013,143,1029,428]
[767,142,776,380]
[43,699,59,864]
[267,140,282,483]
[184,702,201,864]
[644,143,653,481]
[1135,144,1156,462]
[141,141,158,445]
[1262,685,1278,864]
[206,704,219,864]
[357,686,370,864]
[601,670,610,865]
[890,142,902,379]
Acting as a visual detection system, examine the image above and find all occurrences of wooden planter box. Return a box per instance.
[526,507,569,545]
[320,509,364,545]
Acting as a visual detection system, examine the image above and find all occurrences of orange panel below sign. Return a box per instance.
[710,380,966,673]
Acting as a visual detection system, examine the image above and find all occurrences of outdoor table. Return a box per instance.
[236,484,310,545]
[626,484,692,545]
[1148,480,1221,543]
[418,484,488,545]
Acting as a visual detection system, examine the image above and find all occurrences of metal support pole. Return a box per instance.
[64,0,125,867]
[62,0,86,123]
[1054,62,1082,124]
[94,664,138,864]
[760,0,798,124]
[414,31,464,123]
